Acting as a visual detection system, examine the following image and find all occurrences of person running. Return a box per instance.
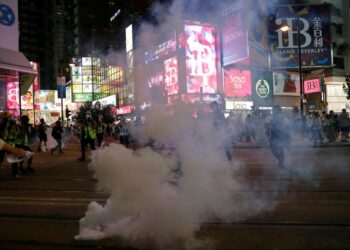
[266,106,291,168]
[51,120,64,154]
[37,118,48,151]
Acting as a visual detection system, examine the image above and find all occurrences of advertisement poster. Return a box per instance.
[223,69,251,97]
[21,84,33,110]
[164,56,179,95]
[304,78,321,94]
[39,90,57,110]
[6,81,19,110]
[185,24,218,94]
[252,71,274,107]
[72,93,93,102]
[221,8,249,65]
[32,62,41,110]
[273,72,300,96]
[147,71,164,88]
[269,4,332,68]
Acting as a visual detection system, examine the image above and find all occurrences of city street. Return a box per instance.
[0,143,349,249]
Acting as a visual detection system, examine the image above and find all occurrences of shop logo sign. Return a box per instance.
[256,79,270,98]
[0,4,15,26]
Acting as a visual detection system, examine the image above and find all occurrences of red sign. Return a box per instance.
[224,69,252,97]
[304,78,321,94]
[116,105,133,115]
[164,56,179,95]
[185,24,218,94]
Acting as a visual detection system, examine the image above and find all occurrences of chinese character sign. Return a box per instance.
[164,56,179,95]
[223,69,251,97]
[185,24,218,94]
[269,4,332,68]
[304,78,321,94]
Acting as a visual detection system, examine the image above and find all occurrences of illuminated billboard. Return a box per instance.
[223,69,251,97]
[39,90,58,110]
[6,82,19,110]
[164,56,179,95]
[21,84,33,110]
[185,24,218,94]
[269,4,332,68]
[145,37,177,64]
[273,72,300,96]
[221,7,249,65]
[304,78,321,94]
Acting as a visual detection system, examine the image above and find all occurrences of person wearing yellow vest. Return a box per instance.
[15,116,35,174]
[0,113,25,174]
[96,116,106,147]
[78,115,96,162]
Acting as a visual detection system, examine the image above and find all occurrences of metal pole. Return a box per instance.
[60,61,64,124]
[297,16,303,116]
[18,80,22,117]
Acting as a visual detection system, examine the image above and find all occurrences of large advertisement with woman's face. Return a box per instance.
[184,24,218,94]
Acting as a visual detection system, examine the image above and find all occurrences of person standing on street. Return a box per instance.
[266,106,291,168]
[51,121,64,154]
[78,115,96,162]
[96,116,106,147]
[37,118,48,151]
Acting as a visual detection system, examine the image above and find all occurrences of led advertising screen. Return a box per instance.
[304,78,321,94]
[269,4,332,68]
[164,56,179,95]
[221,8,249,65]
[185,24,218,94]
[6,82,19,110]
[147,70,164,88]
[273,72,300,96]
[223,69,251,97]
[145,38,177,64]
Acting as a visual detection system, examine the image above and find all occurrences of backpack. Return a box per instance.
[52,126,60,139]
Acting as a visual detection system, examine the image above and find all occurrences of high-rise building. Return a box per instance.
[18,0,75,89]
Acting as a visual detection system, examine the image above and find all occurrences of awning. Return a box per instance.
[0,47,37,93]
[0,48,37,75]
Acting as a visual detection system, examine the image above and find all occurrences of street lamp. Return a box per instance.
[278,15,304,115]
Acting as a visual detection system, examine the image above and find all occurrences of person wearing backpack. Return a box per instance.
[51,121,64,154]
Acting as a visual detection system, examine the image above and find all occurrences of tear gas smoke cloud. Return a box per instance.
[75,0,287,248]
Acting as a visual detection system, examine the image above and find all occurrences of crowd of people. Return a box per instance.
[1,105,349,178]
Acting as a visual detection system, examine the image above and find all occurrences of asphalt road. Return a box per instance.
[0,144,349,249]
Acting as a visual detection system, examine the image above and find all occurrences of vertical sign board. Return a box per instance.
[252,71,274,107]
[269,4,332,68]
[57,76,66,99]
[185,24,218,94]
[221,6,249,66]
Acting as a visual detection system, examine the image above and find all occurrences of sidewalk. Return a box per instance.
[233,138,350,148]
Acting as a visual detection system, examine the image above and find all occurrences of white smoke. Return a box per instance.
[75,104,275,248]
[75,0,283,248]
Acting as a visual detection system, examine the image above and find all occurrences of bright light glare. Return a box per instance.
[279,25,289,32]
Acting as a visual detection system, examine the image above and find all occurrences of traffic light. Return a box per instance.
[65,108,72,119]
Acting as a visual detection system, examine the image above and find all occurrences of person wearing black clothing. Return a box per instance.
[51,121,64,154]
[37,118,48,151]
[266,106,291,168]
[78,117,96,162]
